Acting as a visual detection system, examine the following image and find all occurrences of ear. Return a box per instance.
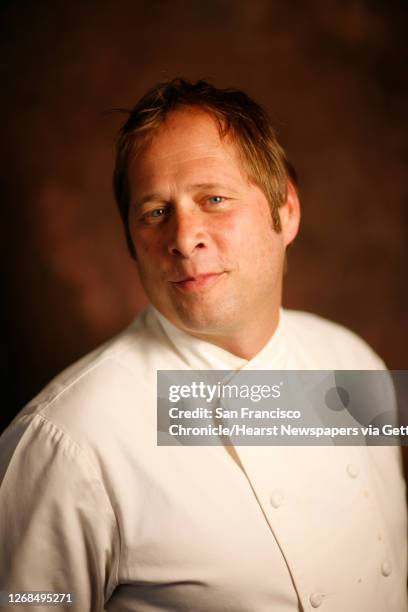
[280,181,301,247]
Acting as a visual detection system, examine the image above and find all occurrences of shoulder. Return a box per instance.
[3,308,174,451]
[281,309,385,369]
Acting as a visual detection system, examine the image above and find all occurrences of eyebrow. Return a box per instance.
[137,193,165,206]
[136,183,237,207]
[187,182,232,191]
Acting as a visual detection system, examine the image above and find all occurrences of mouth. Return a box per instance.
[170,272,226,293]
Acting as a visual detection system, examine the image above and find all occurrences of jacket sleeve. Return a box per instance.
[0,414,119,611]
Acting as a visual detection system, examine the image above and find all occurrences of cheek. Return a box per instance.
[215,211,255,246]
[133,240,155,281]
[136,240,151,256]
[132,229,162,258]
[129,210,161,257]
[243,220,285,273]
[226,210,280,254]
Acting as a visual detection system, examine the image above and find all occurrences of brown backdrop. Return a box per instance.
[0,0,407,431]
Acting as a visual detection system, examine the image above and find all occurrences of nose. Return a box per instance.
[167,209,207,258]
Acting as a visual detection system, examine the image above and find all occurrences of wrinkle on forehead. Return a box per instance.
[129,108,251,187]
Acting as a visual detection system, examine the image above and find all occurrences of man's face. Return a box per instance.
[128,108,298,348]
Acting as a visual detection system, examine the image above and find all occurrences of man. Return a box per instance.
[0,79,406,611]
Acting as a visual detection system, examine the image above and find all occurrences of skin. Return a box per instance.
[128,108,300,359]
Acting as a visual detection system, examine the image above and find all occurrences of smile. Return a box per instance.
[170,272,226,293]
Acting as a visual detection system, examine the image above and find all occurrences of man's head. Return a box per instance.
[114,78,295,258]
[113,79,300,357]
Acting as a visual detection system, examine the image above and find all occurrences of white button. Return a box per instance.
[309,592,324,608]
[346,463,359,478]
[381,560,392,577]
[270,490,284,508]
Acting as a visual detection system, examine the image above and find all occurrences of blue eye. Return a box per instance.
[208,196,224,204]
[150,208,166,217]
[141,206,170,224]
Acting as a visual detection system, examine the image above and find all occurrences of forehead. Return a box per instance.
[129,108,248,187]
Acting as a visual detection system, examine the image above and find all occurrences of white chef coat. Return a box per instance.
[0,307,406,612]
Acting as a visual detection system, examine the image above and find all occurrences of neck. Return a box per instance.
[173,310,281,360]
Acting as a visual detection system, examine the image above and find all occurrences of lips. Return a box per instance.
[170,272,226,292]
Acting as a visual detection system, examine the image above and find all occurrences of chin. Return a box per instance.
[176,310,223,332]
[172,302,237,336]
